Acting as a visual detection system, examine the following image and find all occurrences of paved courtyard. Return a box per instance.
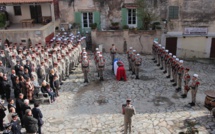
[5,53,215,134]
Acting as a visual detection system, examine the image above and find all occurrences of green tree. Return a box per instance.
[135,0,158,30]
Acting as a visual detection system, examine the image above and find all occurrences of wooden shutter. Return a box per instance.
[93,11,100,30]
[169,6,179,19]
[121,8,128,27]
[74,12,82,28]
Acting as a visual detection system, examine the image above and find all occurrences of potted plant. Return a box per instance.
[90,23,97,30]
[110,22,119,30]
[122,25,129,30]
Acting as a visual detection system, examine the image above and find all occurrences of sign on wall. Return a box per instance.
[183,27,208,35]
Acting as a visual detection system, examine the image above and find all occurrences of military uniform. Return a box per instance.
[170,56,177,82]
[127,47,133,71]
[124,101,136,134]
[37,62,46,85]
[0,51,6,67]
[134,54,142,79]
[10,55,17,69]
[65,53,70,77]
[57,59,63,83]
[172,58,179,86]
[166,53,172,78]
[156,45,162,66]
[176,60,184,91]
[97,55,105,81]
[131,50,136,75]
[110,45,117,64]
[181,68,191,98]
[160,47,165,69]
[163,50,169,73]
[189,74,200,106]
[81,56,89,83]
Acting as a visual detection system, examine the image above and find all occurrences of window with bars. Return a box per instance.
[14,6,22,16]
[82,12,93,28]
[169,6,179,19]
[127,9,137,27]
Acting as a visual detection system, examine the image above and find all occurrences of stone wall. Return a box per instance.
[91,30,161,54]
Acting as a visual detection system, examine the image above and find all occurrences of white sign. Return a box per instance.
[184,27,208,35]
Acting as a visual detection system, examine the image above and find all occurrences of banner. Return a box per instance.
[183,27,208,35]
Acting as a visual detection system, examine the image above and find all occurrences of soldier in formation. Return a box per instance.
[152,41,200,107]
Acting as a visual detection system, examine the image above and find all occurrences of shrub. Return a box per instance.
[122,25,129,29]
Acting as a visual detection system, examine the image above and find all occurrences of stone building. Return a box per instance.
[0,0,60,45]
[59,0,215,58]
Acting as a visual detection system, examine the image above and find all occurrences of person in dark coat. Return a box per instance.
[24,60,31,76]
[23,109,38,133]
[15,93,24,126]
[0,100,6,131]
[23,68,30,80]
[14,77,22,98]
[2,74,11,101]
[7,98,16,110]
[18,66,24,78]
[0,72,4,99]
[22,99,31,116]
[11,70,17,87]
[10,113,22,134]
[53,75,60,97]
[32,102,43,134]
[15,61,21,76]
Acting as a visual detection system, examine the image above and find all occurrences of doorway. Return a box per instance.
[29,5,42,23]
[166,37,177,55]
[210,38,215,58]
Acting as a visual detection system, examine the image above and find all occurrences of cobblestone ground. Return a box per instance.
[5,53,215,134]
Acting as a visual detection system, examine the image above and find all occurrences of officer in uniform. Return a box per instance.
[163,50,169,73]
[10,55,17,70]
[81,56,89,83]
[0,50,6,67]
[170,56,177,82]
[131,50,136,75]
[65,52,70,77]
[127,47,133,71]
[61,55,66,80]
[160,47,165,69]
[156,44,162,66]
[172,58,179,87]
[31,56,37,72]
[0,61,6,74]
[188,74,200,106]
[124,99,136,134]
[110,44,117,64]
[176,60,184,92]
[57,58,63,84]
[166,53,172,78]
[134,54,142,79]
[97,55,105,81]
[181,68,191,98]
[44,58,50,82]
[37,61,46,85]
[48,54,53,69]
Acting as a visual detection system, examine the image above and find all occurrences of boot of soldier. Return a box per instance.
[98,73,99,77]
[132,72,135,75]
[160,67,163,70]
[166,75,170,78]
[170,79,174,82]
[172,83,177,86]
[154,60,157,63]
[181,94,187,98]
[135,76,139,79]
[189,102,195,106]
[156,63,160,66]
[152,58,155,60]
[129,68,132,71]
[100,77,104,81]
[176,87,181,92]
[163,70,167,74]
[86,79,89,83]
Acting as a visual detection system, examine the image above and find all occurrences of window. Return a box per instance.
[169,6,179,19]
[127,9,137,27]
[82,12,93,28]
[14,6,22,16]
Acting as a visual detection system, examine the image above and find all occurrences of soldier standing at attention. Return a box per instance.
[172,58,180,87]
[181,68,191,98]
[176,60,184,92]
[124,99,136,134]
[110,44,117,64]
[81,56,89,83]
[163,50,169,74]
[188,74,200,106]
[97,55,105,81]
[156,44,162,66]
[160,47,165,70]
[127,47,133,71]
[131,50,136,75]
[134,54,142,79]
[166,53,172,78]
